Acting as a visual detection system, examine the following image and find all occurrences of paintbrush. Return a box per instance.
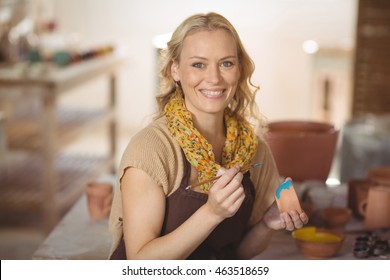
[185,163,262,190]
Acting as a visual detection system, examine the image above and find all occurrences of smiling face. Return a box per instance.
[171,29,240,118]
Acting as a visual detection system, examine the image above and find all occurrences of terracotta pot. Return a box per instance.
[359,185,390,229]
[265,120,339,182]
[367,166,390,186]
[321,207,352,228]
[86,182,113,220]
[347,179,373,218]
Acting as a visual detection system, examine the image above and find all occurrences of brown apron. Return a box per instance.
[110,156,255,260]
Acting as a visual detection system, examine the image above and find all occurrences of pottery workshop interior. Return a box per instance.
[1,0,390,262]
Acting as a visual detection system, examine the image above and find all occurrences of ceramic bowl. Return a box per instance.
[292,226,345,259]
[321,207,352,228]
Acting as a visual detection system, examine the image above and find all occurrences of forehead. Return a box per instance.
[180,29,238,58]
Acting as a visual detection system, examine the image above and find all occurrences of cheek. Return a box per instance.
[181,70,202,87]
[225,69,240,85]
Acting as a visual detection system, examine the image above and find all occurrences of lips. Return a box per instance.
[200,89,225,97]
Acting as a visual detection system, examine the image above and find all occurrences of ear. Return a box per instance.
[171,60,180,82]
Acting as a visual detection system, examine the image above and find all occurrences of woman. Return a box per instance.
[109,12,308,260]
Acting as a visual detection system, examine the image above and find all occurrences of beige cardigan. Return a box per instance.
[108,117,280,258]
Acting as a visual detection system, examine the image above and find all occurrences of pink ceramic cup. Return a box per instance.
[86,182,113,220]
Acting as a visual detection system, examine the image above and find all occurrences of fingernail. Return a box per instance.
[217,168,226,176]
[290,210,297,216]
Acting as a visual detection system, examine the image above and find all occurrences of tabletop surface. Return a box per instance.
[32,194,112,260]
[32,182,390,260]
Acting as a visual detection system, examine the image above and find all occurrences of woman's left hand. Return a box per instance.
[263,202,309,231]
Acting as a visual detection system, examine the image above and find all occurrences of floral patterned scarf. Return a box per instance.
[164,95,258,193]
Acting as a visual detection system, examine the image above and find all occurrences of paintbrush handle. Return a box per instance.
[185,175,222,190]
[186,164,261,190]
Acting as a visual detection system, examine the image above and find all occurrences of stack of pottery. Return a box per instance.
[264,120,339,182]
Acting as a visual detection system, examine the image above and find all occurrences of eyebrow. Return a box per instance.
[188,55,237,60]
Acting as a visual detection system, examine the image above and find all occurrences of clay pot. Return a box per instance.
[347,179,372,218]
[86,182,113,220]
[359,186,390,229]
[265,120,339,182]
[367,166,390,186]
[321,207,352,228]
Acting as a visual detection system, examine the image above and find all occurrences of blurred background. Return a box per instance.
[1,0,389,259]
[1,0,359,129]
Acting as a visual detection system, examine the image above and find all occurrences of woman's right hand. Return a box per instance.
[205,166,246,221]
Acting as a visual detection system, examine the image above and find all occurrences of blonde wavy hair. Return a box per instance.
[155,12,264,127]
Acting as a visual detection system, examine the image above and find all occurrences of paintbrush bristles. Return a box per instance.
[185,163,262,190]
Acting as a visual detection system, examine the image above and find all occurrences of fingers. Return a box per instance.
[212,166,241,191]
[221,182,245,212]
[216,167,227,176]
[299,211,309,225]
[211,167,244,201]
[280,210,309,231]
[207,166,246,218]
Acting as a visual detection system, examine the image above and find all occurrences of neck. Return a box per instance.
[192,112,225,144]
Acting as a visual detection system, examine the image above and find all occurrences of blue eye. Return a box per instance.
[192,63,204,68]
[221,61,234,67]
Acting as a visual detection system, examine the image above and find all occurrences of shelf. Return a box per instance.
[0,153,113,213]
[6,107,112,151]
[0,51,122,231]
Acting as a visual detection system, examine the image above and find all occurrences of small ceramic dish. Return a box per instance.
[321,207,352,228]
[292,226,345,259]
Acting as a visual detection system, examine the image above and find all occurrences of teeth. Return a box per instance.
[201,90,223,96]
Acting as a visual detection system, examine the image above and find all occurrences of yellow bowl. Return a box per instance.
[292,227,344,259]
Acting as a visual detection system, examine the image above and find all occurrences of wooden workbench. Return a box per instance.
[32,192,112,260]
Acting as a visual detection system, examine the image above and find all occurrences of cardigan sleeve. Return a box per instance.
[117,121,184,195]
[248,137,281,225]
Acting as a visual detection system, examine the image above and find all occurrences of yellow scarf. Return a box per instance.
[164,95,258,193]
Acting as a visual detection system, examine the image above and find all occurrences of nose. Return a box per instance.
[205,64,221,84]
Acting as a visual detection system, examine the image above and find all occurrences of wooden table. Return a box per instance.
[32,182,389,260]
[32,192,112,260]
[0,50,126,232]
[254,184,390,260]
